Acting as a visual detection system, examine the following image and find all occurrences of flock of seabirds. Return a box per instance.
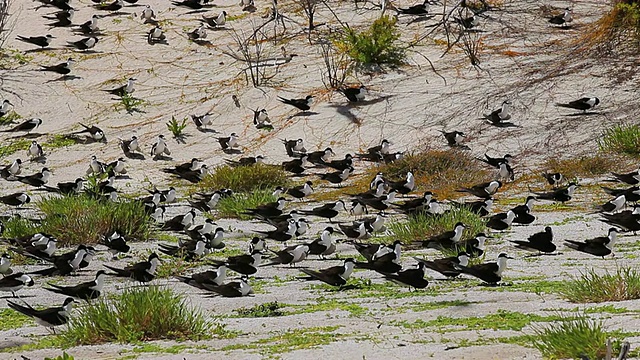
[0,0,636,345]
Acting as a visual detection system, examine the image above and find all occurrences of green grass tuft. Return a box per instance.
[214,190,277,220]
[235,302,285,317]
[334,15,405,66]
[61,286,214,345]
[532,314,624,360]
[3,195,154,246]
[198,164,289,193]
[0,138,31,158]
[598,124,640,157]
[386,206,486,244]
[0,110,22,126]
[44,134,77,149]
[166,115,188,138]
[560,267,640,303]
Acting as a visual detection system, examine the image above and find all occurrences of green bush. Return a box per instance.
[3,195,154,246]
[386,206,486,245]
[235,302,285,317]
[532,314,623,360]
[560,267,640,303]
[598,124,640,157]
[198,164,289,193]
[334,15,405,66]
[62,286,213,344]
[215,190,277,220]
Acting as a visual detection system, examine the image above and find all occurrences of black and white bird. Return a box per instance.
[355,240,402,274]
[46,9,73,27]
[286,181,314,200]
[320,166,353,184]
[176,266,227,289]
[151,135,171,159]
[148,26,167,44]
[282,155,308,175]
[600,206,640,233]
[602,186,640,203]
[101,231,130,258]
[397,0,429,15]
[394,191,432,213]
[456,253,513,285]
[191,113,213,129]
[542,172,563,187]
[300,258,355,287]
[16,34,54,48]
[189,191,222,212]
[72,123,106,142]
[339,221,373,240]
[556,97,599,112]
[66,37,98,51]
[611,169,640,186]
[306,147,334,165]
[95,0,124,11]
[458,233,489,257]
[264,244,309,266]
[440,130,468,148]
[484,100,517,127]
[0,158,21,179]
[511,196,536,225]
[225,155,264,167]
[120,136,141,156]
[0,118,42,133]
[172,0,209,10]
[565,228,617,258]
[253,109,273,130]
[278,95,314,111]
[140,4,156,23]
[188,25,208,41]
[244,197,287,219]
[414,252,469,279]
[510,226,556,254]
[104,253,160,283]
[256,219,297,243]
[383,262,429,290]
[457,180,502,198]
[282,138,306,157]
[299,200,345,222]
[76,15,100,34]
[209,251,263,275]
[7,297,75,331]
[549,7,572,27]
[40,58,74,75]
[305,227,337,258]
[105,77,136,97]
[161,209,196,231]
[340,85,367,102]
[217,132,239,150]
[477,153,513,168]
[0,192,31,207]
[204,277,253,298]
[454,14,480,29]
[28,140,44,160]
[0,253,12,276]
[17,167,51,187]
[0,273,34,297]
[422,222,466,250]
[0,99,13,118]
[487,210,516,231]
[44,270,106,301]
[386,171,416,195]
[534,182,578,202]
[598,195,626,213]
[201,11,227,28]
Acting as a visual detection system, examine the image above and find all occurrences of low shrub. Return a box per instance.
[559,267,640,303]
[333,15,405,66]
[215,190,277,220]
[62,286,213,344]
[598,124,640,157]
[198,164,288,193]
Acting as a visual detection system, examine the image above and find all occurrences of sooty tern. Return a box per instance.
[204,277,253,297]
[278,95,314,111]
[104,253,160,283]
[534,182,578,202]
[413,252,469,279]
[299,200,345,222]
[510,226,556,254]
[0,273,34,297]
[383,262,429,290]
[564,228,617,258]
[7,297,74,331]
[16,34,54,48]
[457,180,502,198]
[340,85,367,102]
[44,270,106,301]
[456,253,513,285]
[300,258,355,287]
[556,97,599,112]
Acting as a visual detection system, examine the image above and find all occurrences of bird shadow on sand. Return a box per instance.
[478,282,512,287]
[45,75,82,83]
[192,39,212,46]
[124,152,145,160]
[328,96,392,124]
[524,252,563,258]
[223,148,243,155]
[288,111,319,119]
[405,14,436,26]
[30,156,47,164]
[8,133,45,139]
[563,112,601,117]
[0,295,37,299]
[152,155,173,161]
[197,128,219,134]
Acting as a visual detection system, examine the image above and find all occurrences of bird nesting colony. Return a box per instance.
[0,0,639,358]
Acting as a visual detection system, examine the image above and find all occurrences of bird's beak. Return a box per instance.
[507,256,515,260]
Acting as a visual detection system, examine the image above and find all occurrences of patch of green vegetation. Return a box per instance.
[334,15,405,66]
[0,110,21,126]
[166,115,188,138]
[155,255,204,278]
[0,138,31,158]
[309,277,442,299]
[549,215,586,226]
[543,153,630,180]
[0,215,40,240]
[0,48,33,70]
[130,343,210,354]
[0,336,65,353]
[0,308,33,330]
[479,279,566,295]
[405,300,475,312]
[287,297,368,317]
[560,267,640,303]
[198,164,289,193]
[386,206,485,245]
[116,93,145,114]
[543,305,632,315]
[598,124,640,157]
[61,286,215,345]
[213,190,277,220]
[45,352,74,360]
[394,310,567,333]
[532,314,629,360]
[221,326,344,354]
[235,302,285,318]
[44,134,77,149]
[6,195,154,246]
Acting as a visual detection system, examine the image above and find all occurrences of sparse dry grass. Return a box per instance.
[574,0,640,52]
[542,153,634,180]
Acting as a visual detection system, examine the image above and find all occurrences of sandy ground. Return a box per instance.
[1,0,640,358]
